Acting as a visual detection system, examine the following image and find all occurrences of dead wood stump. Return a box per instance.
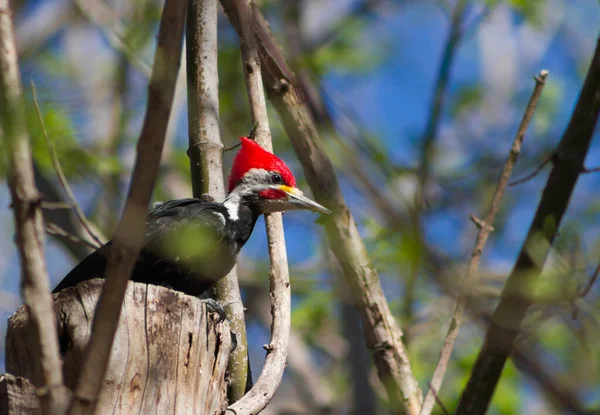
[1,279,231,414]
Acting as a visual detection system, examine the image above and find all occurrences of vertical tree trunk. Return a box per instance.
[2,280,231,414]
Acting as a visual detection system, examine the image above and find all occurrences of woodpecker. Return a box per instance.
[53,137,330,296]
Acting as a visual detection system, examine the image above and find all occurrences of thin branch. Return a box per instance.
[16,0,75,58]
[46,223,101,251]
[466,301,590,415]
[328,247,377,414]
[34,164,102,260]
[40,201,74,210]
[67,1,187,413]
[222,141,242,152]
[247,287,334,412]
[456,39,600,415]
[31,83,104,248]
[224,1,291,413]
[578,261,600,298]
[0,1,69,413]
[426,382,449,415]
[419,70,549,415]
[74,0,188,183]
[417,0,468,202]
[186,0,251,402]
[220,2,422,413]
[304,0,433,54]
[509,153,553,186]
[404,0,469,349]
[73,0,152,77]
[511,346,589,415]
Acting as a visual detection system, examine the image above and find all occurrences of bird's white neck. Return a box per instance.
[223,191,242,222]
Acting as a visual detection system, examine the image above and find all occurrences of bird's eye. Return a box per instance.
[271,173,283,184]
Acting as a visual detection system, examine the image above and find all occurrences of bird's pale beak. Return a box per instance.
[279,185,331,215]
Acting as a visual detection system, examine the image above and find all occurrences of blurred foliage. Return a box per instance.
[2,0,599,414]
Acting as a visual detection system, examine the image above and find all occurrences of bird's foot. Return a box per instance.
[199,193,215,203]
[202,298,227,323]
[200,299,236,351]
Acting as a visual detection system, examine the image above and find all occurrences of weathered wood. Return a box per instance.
[3,279,230,414]
[0,374,40,415]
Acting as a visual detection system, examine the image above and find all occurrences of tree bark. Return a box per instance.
[0,375,40,415]
[224,1,292,414]
[219,3,422,412]
[186,0,250,401]
[2,280,231,415]
[67,1,187,412]
[1,0,68,412]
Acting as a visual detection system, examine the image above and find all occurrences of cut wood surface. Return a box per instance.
[0,374,40,415]
[3,279,231,415]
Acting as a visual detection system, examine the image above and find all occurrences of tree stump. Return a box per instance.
[1,279,231,414]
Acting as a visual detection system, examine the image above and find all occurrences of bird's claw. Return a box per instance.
[200,299,236,351]
[200,194,215,203]
[202,298,227,323]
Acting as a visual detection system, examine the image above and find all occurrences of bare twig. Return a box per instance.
[31,83,104,249]
[34,165,102,260]
[578,261,600,298]
[247,287,334,412]
[220,2,422,413]
[46,223,101,251]
[222,141,242,152]
[74,0,188,190]
[402,0,469,349]
[426,382,449,415]
[466,302,590,415]
[186,0,250,402]
[224,1,291,413]
[417,0,468,201]
[0,1,69,413]
[419,70,549,415]
[40,201,74,210]
[305,0,410,53]
[328,247,377,414]
[73,0,152,77]
[511,347,589,415]
[509,153,553,186]
[582,166,600,173]
[16,0,75,58]
[67,1,187,413]
[456,40,600,415]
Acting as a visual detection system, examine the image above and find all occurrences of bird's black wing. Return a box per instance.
[52,242,113,293]
[53,199,232,295]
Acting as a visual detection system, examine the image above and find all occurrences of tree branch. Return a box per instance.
[16,0,75,59]
[223,1,291,413]
[0,1,69,413]
[246,287,334,413]
[456,38,600,415]
[67,1,187,413]
[578,261,600,298]
[419,70,549,415]
[31,83,104,249]
[417,0,467,201]
[73,0,152,77]
[46,222,102,251]
[33,164,101,260]
[220,2,422,413]
[186,0,251,402]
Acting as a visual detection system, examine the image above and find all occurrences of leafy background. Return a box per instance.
[2,0,600,413]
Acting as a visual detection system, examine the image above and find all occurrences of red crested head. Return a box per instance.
[228,137,296,193]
